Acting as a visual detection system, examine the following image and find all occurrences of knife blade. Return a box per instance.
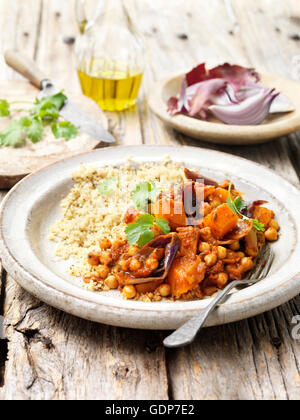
[40,80,115,144]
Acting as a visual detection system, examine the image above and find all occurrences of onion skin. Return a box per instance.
[184,168,218,187]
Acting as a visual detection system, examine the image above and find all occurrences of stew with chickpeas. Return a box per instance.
[83,168,279,302]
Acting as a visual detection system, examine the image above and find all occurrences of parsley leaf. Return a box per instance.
[51,121,78,140]
[0,119,27,147]
[98,178,119,195]
[0,100,10,117]
[253,219,266,232]
[31,92,67,118]
[22,117,43,143]
[131,182,158,212]
[227,183,265,232]
[155,218,171,235]
[125,214,155,247]
[0,92,78,148]
[125,215,171,247]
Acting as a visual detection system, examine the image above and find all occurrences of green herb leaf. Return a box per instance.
[22,117,43,143]
[51,121,78,140]
[138,230,155,248]
[233,196,247,213]
[98,178,119,195]
[131,182,158,212]
[0,100,10,117]
[227,183,265,232]
[155,218,171,235]
[0,92,78,148]
[125,214,156,247]
[253,219,266,232]
[31,92,67,117]
[0,119,26,148]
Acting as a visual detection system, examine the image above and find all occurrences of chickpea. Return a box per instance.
[230,241,240,251]
[96,265,110,279]
[105,275,119,290]
[157,284,171,297]
[128,245,139,257]
[99,238,112,250]
[217,246,227,260]
[152,249,165,260]
[217,273,229,288]
[241,257,254,272]
[265,227,278,242]
[88,252,100,267]
[129,258,142,272]
[146,258,159,271]
[269,219,280,231]
[119,259,129,271]
[199,227,212,242]
[123,285,137,300]
[100,251,112,266]
[204,253,217,267]
[199,242,211,253]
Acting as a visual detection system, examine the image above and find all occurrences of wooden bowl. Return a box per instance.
[148,71,300,145]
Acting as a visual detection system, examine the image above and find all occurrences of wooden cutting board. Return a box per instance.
[0,81,108,189]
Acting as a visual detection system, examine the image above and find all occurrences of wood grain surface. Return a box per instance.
[0,0,300,400]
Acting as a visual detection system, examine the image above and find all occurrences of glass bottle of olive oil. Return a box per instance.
[75,0,145,112]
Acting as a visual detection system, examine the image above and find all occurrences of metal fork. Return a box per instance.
[164,244,274,349]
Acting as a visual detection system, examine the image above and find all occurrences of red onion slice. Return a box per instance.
[209,88,279,125]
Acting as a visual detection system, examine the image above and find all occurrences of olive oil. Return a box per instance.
[78,69,143,112]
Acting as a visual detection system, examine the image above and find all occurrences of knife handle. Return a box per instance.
[4,50,48,89]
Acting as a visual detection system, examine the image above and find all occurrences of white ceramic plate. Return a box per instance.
[148,72,300,145]
[0,146,300,330]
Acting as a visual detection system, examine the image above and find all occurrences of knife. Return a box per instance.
[4,51,115,144]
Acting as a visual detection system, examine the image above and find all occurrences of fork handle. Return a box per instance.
[163,281,241,348]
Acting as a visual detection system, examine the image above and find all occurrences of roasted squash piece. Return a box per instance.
[168,256,206,298]
[203,204,239,239]
[154,198,187,230]
[252,206,274,228]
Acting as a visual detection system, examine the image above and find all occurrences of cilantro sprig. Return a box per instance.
[51,121,78,140]
[125,215,171,247]
[0,92,78,148]
[131,182,158,212]
[98,178,119,195]
[227,183,265,232]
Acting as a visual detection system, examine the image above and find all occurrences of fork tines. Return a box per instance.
[248,244,275,282]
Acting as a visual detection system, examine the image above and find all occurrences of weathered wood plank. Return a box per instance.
[2,278,168,400]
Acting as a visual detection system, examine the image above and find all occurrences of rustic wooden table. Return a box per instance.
[0,0,300,400]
